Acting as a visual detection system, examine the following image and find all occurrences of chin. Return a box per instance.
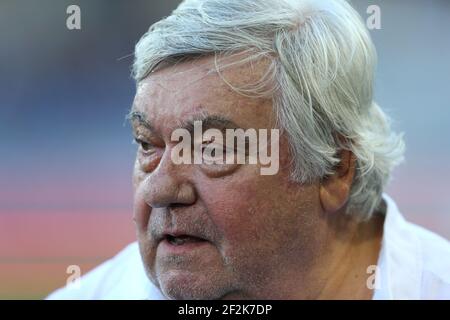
[157,269,230,300]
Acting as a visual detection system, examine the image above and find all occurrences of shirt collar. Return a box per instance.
[373,193,423,299]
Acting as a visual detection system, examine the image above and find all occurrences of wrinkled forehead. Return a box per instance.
[131,55,275,136]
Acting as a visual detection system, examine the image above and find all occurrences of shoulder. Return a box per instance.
[46,242,163,300]
[377,194,450,299]
[408,223,450,299]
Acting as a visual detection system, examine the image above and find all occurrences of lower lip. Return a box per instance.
[159,238,210,254]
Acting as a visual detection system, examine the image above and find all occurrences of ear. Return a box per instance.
[319,149,356,214]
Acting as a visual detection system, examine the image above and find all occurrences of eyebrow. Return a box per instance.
[127,110,155,132]
[127,108,240,135]
[179,113,240,135]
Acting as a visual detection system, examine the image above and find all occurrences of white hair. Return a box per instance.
[133,0,405,220]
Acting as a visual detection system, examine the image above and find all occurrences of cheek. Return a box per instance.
[195,161,321,257]
[197,174,278,249]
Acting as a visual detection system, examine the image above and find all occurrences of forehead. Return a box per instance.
[131,55,275,135]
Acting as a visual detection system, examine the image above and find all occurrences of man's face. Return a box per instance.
[131,56,325,299]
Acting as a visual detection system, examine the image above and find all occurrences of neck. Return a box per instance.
[222,205,386,300]
[259,208,385,299]
[308,208,385,299]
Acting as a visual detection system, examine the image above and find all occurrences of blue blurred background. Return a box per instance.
[0,0,449,298]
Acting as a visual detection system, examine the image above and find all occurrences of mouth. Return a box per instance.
[158,231,211,254]
[164,234,208,246]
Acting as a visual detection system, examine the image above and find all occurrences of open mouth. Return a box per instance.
[165,234,207,246]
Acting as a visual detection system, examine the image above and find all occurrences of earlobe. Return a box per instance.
[319,179,351,213]
[319,150,356,214]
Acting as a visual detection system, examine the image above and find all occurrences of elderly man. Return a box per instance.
[48,0,450,299]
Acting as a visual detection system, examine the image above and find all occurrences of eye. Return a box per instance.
[201,139,215,150]
[201,139,224,156]
[134,138,153,152]
[201,137,228,150]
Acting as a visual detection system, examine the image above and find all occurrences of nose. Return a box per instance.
[142,151,196,209]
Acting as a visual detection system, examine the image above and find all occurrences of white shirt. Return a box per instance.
[47,194,450,300]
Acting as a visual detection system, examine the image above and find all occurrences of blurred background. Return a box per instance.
[0,0,449,299]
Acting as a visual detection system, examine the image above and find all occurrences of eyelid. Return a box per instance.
[201,140,239,152]
[201,139,219,145]
[133,137,156,154]
[133,137,147,145]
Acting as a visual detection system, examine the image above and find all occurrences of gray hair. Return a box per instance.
[133,0,405,220]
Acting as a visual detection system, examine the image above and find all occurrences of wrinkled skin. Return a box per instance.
[130,55,384,300]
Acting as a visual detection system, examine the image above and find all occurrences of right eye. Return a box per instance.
[134,138,153,152]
